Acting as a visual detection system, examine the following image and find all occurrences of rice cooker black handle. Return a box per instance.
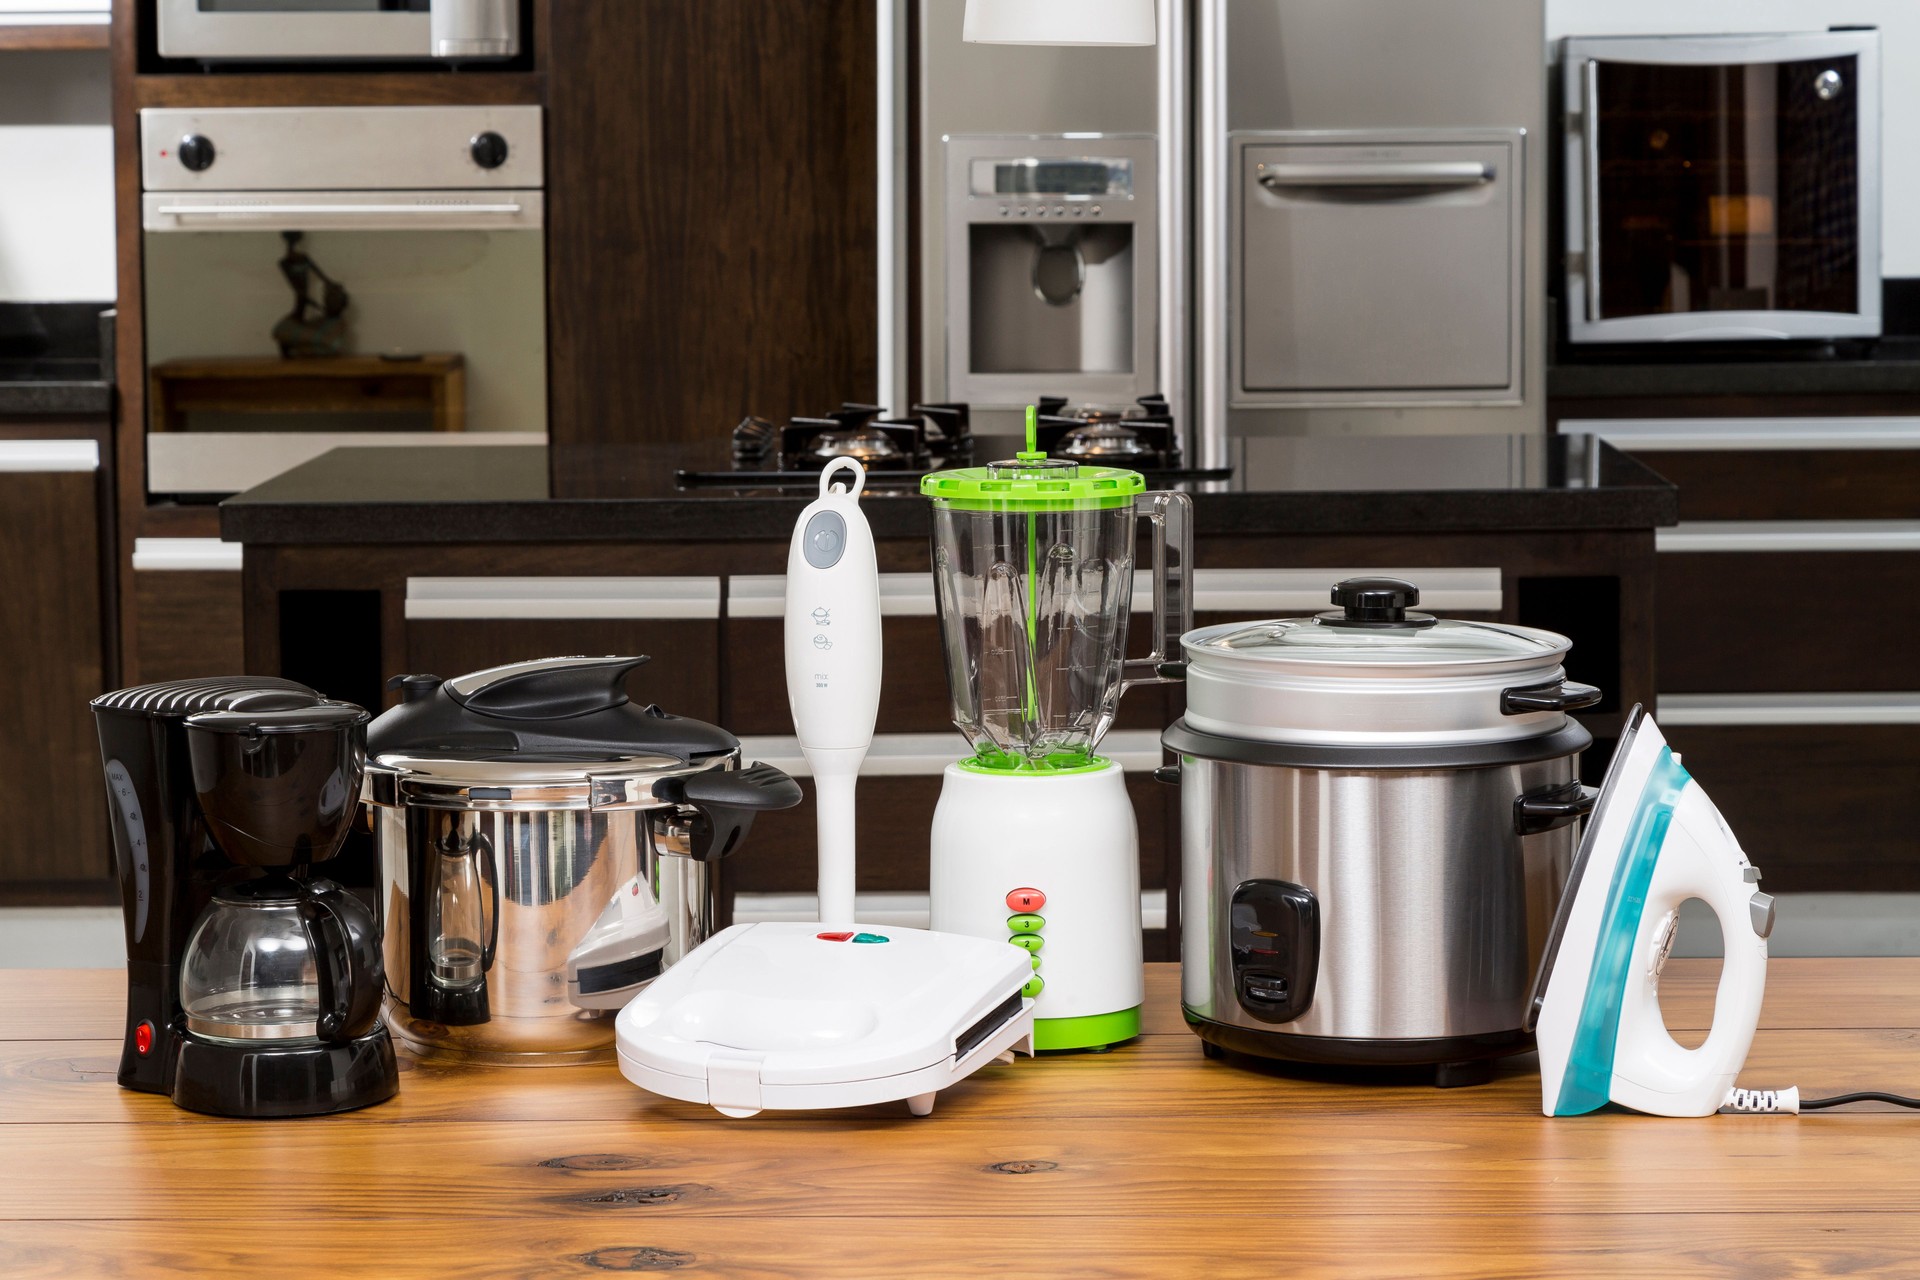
[1501,679,1604,716]
[1514,779,1601,837]
[654,761,804,861]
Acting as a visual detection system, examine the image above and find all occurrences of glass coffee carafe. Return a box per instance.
[180,876,384,1044]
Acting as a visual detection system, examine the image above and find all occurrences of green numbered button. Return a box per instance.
[1009,934,1043,953]
[1007,913,1045,934]
[1030,954,1042,971]
[1022,975,1045,998]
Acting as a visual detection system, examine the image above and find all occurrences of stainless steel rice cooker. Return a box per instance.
[1163,578,1603,1081]
[364,655,802,1064]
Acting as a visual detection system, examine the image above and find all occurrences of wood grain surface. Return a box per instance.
[2,962,1917,1277]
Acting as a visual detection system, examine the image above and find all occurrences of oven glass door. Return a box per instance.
[1589,55,1860,325]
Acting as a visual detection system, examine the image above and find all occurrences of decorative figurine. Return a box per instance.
[271,231,349,358]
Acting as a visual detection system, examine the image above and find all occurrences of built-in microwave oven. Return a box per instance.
[1562,30,1880,343]
[157,0,519,63]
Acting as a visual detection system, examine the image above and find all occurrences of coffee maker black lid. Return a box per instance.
[186,703,371,736]
[92,676,318,720]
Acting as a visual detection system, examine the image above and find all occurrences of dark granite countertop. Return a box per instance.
[1548,336,1920,400]
[0,304,113,417]
[221,433,1675,545]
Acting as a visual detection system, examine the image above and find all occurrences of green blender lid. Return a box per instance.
[920,406,1144,510]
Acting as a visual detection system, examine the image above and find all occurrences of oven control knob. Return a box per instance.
[469,131,510,170]
[177,134,215,173]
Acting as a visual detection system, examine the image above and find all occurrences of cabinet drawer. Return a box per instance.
[0,442,109,891]
[1238,133,1520,401]
[403,576,721,721]
[1657,548,1920,693]
[131,540,245,685]
[1659,712,1920,892]
[1569,418,1920,521]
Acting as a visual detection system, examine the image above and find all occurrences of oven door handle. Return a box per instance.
[1582,56,1604,323]
[1256,161,1493,192]
[152,201,525,217]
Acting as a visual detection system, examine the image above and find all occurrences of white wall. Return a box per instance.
[1548,0,1920,277]
[0,50,115,302]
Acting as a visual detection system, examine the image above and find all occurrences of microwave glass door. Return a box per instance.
[1591,56,1858,322]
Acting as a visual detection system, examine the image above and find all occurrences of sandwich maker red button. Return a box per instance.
[816,931,855,942]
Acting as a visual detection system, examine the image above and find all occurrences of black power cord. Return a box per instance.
[1801,1091,1920,1111]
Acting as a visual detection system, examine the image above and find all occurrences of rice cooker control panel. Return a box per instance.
[1229,879,1319,1023]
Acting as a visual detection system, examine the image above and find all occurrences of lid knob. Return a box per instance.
[1322,577,1437,630]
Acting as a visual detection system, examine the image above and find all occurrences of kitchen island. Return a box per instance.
[2,961,1916,1277]
[210,433,1674,955]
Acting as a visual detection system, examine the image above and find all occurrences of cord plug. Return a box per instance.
[1720,1086,1800,1114]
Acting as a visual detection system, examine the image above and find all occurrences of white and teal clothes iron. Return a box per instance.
[1530,707,1772,1117]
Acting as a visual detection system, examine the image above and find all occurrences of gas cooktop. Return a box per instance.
[677,395,1230,488]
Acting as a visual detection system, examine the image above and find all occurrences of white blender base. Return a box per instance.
[929,760,1145,1050]
[613,922,1035,1117]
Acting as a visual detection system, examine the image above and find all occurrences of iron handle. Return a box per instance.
[1501,679,1603,716]
[1256,161,1492,190]
[1514,780,1600,837]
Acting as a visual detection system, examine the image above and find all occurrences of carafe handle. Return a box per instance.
[297,889,358,1044]
[473,831,501,971]
[1121,490,1194,694]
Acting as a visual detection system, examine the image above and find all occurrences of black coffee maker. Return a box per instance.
[91,678,398,1117]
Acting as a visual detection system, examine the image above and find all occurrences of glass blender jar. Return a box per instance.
[923,410,1190,1051]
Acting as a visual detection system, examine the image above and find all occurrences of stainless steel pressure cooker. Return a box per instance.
[1163,578,1602,1083]
[364,656,802,1064]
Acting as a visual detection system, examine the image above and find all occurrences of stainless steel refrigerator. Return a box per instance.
[884,0,1547,466]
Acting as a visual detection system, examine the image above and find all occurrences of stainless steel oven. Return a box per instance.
[157,0,519,63]
[139,105,546,496]
[1562,31,1881,344]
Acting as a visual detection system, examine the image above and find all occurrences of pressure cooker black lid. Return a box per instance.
[366,656,739,764]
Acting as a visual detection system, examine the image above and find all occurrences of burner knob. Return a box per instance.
[177,134,215,172]
[469,131,510,170]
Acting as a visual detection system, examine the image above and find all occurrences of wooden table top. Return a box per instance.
[3,960,1918,1278]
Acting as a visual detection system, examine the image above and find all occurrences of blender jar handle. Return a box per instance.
[1122,490,1194,693]
[297,890,358,1044]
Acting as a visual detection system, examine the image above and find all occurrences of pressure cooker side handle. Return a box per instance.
[1121,490,1196,693]
[1501,679,1603,716]
[653,761,804,861]
[1514,779,1601,837]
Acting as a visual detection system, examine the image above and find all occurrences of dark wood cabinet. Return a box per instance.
[544,0,877,457]
[0,436,113,900]
[130,568,244,686]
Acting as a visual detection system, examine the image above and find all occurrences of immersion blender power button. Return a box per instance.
[803,511,847,569]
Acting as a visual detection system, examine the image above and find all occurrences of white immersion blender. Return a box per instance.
[612,458,1036,1117]
[784,456,881,926]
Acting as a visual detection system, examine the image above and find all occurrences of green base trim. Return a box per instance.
[1033,1007,1142,1052]
[957,751,1114,777]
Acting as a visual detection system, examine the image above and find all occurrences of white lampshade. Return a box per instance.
[962,0,1156,46]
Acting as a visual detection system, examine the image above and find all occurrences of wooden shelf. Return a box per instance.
[135,71,541,109]
[0,22,109,52]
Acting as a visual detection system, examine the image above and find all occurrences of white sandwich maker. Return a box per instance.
[614,458,1036,1116]
[615,921,1034,1116]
